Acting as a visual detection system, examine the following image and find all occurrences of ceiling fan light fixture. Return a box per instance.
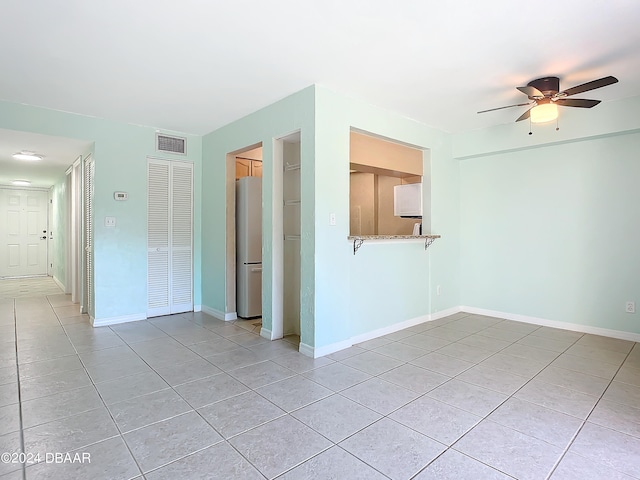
[11,180,31,186]
[12,151,43,161]
[530,103,558,124]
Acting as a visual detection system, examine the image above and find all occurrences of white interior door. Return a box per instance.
[0,188,49,277]
[147,158,193,317]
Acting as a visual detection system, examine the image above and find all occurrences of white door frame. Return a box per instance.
[270,138,284,339]
[224,143,262,322]
[82,155,94,316]
[47,187,53,277]
[70,156,82,302]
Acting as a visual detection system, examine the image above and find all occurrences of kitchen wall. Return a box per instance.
[455,95,640,337]
[349,172,376,235]
[349,173,418,236]
[377,175,419,235]
[350,131,423,175]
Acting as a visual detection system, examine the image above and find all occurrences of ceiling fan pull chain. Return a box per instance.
[529,117,533,135]
[556,117,559,131]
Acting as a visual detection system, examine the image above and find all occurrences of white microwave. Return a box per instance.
[394,183,422,218]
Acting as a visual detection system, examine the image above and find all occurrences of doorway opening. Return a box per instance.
[227,144,264,333]
[0,129,91,317]
[273,132,302,347]
[224,134,302,349]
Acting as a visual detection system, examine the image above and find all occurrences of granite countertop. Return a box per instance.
[347,234,441,240]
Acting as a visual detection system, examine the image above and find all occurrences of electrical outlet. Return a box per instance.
[626,301,635,314]
[436,285,441,296]
[329,213,336,226]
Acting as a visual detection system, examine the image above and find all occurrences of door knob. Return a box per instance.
[40,236,47,240]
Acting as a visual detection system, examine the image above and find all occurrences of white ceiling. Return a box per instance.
[0,129,91,188]
[0,0,639,188]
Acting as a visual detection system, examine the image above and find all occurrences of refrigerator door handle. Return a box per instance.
[251,267,262,273]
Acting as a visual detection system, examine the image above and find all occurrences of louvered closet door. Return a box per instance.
[147,159,193,317]
[170,163,193,313]
[148,160,171,316]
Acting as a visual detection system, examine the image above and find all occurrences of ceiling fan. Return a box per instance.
[478,75,619,123]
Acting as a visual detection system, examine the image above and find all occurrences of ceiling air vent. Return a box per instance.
[156,134,186,155]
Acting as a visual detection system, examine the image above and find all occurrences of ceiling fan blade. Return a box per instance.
[477,102,532,114]
[554,98,601,108]
[558,76,618,97]
[517,86,544,98]
[515,108,532,122]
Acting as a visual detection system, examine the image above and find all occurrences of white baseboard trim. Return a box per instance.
[350,314,431,346]
[312,307,467,358]
[429,306,463,321]
[201,305,237,321]
[290,304,640,359]
[92,313,147,327]
[308,339,353,359]
[260,328,272,340]
[193,305,202,312]
[52,276,65,292]
[461,306,640,343]
[201,305,224,320]
[298,342,316,358]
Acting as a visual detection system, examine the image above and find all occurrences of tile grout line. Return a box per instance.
[48,295,149,478]
[125,318,330,479]
[113,318,639,477]
[543,346,636,480]
[434,322,635,479]
[62,322,149,478]
[110,317,287,479]
[11,298,27,480]
[12,296,637,479]
[425,322,585,477]
[97,314,271,477]
[331,317,587,479]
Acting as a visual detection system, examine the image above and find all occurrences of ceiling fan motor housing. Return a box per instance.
[527,77,560,97]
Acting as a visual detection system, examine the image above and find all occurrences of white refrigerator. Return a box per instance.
[236,176,262,318]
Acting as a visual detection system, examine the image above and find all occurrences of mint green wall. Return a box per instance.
[455,96,640,335]
[5,84,637,344]
[50,175,68,289]
[201,86,461,350]
[314,88,460,348]
[201,87,315,343]
[0,101,202,320]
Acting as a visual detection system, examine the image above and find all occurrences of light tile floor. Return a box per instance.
[1,278,639,479]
